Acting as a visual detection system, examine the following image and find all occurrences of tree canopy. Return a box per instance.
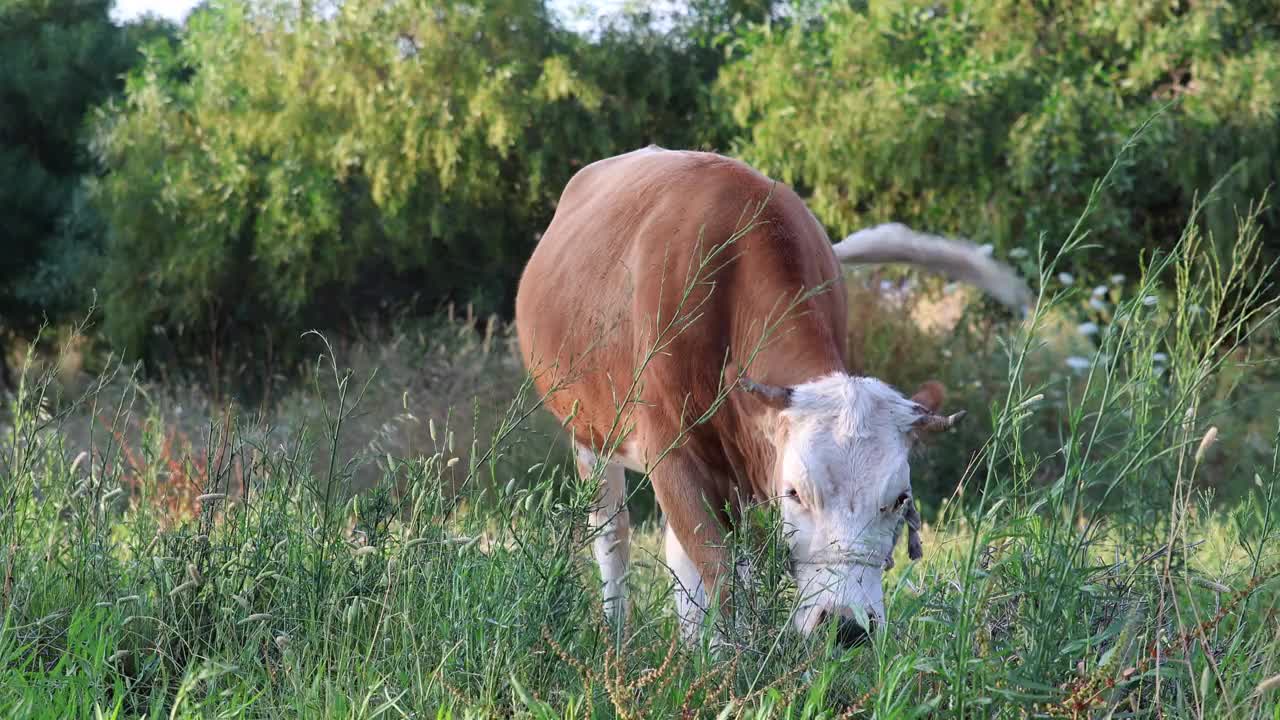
[0,0,173,336]
[716,1,1280,279]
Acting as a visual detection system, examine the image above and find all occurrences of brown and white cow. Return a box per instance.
[514,146,1029,646]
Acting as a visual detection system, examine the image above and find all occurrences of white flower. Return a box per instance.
[1153,352,1169,364]
[1142,295,1158,306]
[1089,297,1108,311]
[1092,285,1108,297]
[1058,272,1075,286]
[1008,247,1029,259]
[1065,356,1092,371]
[1110,274,1126,285]
[1076,322,1099,336]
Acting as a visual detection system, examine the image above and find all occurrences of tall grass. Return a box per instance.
[3,197,1280,717]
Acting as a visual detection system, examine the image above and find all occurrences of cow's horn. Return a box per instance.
[914,409,967,432]
[739,377,793,410]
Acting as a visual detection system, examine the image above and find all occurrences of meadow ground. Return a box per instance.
[3,200,1280,718]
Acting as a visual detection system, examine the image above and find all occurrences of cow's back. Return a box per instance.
[515,146,848,455]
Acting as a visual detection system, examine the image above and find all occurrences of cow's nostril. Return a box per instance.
[815,609,830,627]
[836,616,873,647]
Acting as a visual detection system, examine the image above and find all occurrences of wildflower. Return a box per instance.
[1142,295,1158,306]
[1076,322,1099,336]
[1065,356,1091,371]
[1091,285,1108,297]
[1057,272,1075,286]
[1110,274,1126,285]
[1008,247,1029,259]
[1153,352,1168,364]
[1089,297,1107,311]
[1195,427,1219,464]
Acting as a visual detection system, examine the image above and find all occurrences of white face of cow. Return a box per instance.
[740,373,963,647]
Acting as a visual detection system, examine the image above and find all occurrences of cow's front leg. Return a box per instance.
[663,521,707,641]
[651,462,735,648]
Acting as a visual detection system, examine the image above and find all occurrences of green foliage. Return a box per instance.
[88,0,759,373]
[0,0,174,334]
[716,0,1280,282]
[91,0,580,360]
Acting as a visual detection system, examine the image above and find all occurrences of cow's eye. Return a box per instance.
[784,487,800,502]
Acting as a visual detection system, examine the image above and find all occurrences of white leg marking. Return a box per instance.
[579,447,630,624]
[664,523,707,642]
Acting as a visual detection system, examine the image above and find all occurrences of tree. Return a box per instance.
[88,0,770,379]
[0,0,174,386]
[715,0,1280,283]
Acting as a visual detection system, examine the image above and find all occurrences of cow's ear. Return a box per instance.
[910,380,966,434]
[727,361,793,411]
[910,380,946,414]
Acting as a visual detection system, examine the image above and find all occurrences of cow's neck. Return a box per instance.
[720,400,782,507]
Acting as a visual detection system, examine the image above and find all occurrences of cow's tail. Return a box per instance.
[832,222,1033,314]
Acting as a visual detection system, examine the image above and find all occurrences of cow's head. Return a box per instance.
[739,373,963,647]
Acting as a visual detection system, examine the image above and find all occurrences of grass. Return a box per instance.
[3,185,1280,717]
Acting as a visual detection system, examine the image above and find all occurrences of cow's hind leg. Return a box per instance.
[578,448,630,624]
